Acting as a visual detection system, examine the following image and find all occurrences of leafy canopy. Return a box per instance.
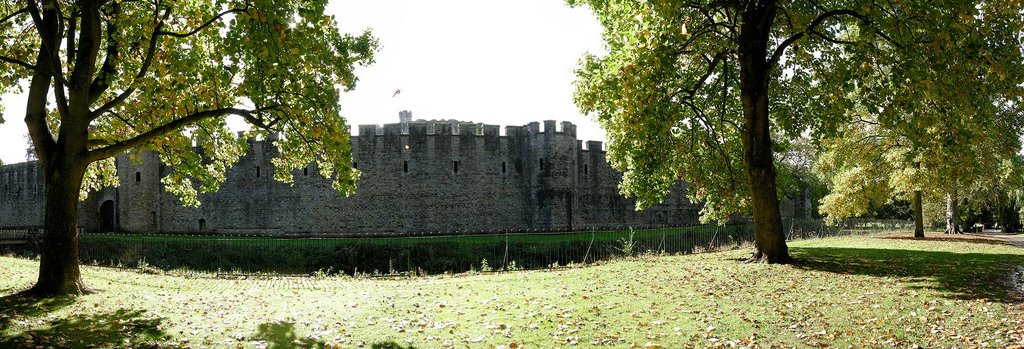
[813,1,1024,222]
[570,0,1024,223]
[0,0,376,205]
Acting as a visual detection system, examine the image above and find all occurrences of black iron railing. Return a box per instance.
[0,219,912,276]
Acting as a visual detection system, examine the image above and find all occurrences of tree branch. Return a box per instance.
[26,0,68,88]
[809,29,855,45]
[157,7,246,38]
[776,6,906,68]
[23,2,57,168]
[87,106,278,162]
[770,9,861,67]
[669,52,725,103]
[0,55,37,70]
[89,1,120,105]
[0,6,26,24]
[89,4,171,121]
[65,7,76,67]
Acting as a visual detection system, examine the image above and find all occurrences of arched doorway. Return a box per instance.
[100,200,115,232]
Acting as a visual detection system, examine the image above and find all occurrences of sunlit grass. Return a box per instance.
[2,233,1023,348]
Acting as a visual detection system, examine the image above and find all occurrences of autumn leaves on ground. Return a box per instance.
[2,233,1024,348]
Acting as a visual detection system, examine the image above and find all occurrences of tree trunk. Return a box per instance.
[738,1,790,263]
[913,190,925,238]
[21,0,98,296]
[24,159,90,296]
[945,192,961,234]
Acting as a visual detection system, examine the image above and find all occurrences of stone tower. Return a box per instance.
[520,120,580,230]
[399,110,412,134]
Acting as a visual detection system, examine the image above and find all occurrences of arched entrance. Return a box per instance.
[100,200,115,232]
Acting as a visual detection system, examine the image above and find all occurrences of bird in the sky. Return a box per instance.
[393,89,401,98]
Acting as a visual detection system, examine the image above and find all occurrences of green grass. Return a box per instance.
[80,225,741,245]
[66,225,759,275]
[2,233,1023,348]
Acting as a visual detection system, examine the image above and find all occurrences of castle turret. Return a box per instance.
[399,110,412,134]
[116,151,162,232]
[520,120,580,230]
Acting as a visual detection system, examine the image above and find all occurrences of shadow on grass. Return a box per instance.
[880,236,1016,247]
[0,294,74,331]
[372,341,418,349]
[792,246,1024,303]
[252,321,419,349]
[253,321,325,348]
[0,306,165,348]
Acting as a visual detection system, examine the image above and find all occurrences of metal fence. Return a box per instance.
[0,219,912,276]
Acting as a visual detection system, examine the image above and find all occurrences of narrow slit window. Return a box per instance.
[502,161,506,174]
[584,164,588,175]
[353,162,358,169]
[403,161,408,173]
[539,158,545,171]
[135,171,141,182]
[256,166,261,178]
[453,160,459,173]
[303,167,308,176]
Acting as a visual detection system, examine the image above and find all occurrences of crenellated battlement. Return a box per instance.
[582,140,605,152]
[0,110,701,234]
[0,161,40,185]
[352,111,582,142]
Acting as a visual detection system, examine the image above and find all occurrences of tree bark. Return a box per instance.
[738,1,790,263]
[22,0,99,297]
[25,159,90,296]
[913,190,924,238]
[945,192,961,234]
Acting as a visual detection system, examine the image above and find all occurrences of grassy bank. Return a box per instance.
[2,220,903,276]
[2,233,1023,348]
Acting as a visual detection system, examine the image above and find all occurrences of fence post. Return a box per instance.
[582,230,594,265]
[503,230,509,271]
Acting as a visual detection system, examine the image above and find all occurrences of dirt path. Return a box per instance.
[972,230,1024,247]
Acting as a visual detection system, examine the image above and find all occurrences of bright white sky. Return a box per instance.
[0,0,607,164]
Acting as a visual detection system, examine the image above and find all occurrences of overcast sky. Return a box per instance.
[0,0,606,164]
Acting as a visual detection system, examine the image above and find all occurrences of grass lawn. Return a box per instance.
[2,232,1023,348]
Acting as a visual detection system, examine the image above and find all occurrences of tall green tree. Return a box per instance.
[0,0,376,296]
[569,0,1023,262]
[814,2,1024,238]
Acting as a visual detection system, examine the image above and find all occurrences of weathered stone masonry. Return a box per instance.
[0,112,699,234]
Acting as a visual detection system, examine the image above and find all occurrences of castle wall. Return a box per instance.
[1,113,702,234]
[576,141,697,228]
[0,162,45,227]
[0,162,103,229]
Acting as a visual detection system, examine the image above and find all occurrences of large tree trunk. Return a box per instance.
[25,159,90,296]
[738,2,790,263]
[20,0,100,297]
[913,190,925,238]
[945,192,961,234]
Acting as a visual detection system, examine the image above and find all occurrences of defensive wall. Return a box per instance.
[0,111,701,234]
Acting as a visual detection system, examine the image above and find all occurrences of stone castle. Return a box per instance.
[0,111,699,234]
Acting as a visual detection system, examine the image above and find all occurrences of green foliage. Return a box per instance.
[569,0,1024,225]
[810,0,1024,223]
[0,0,378,205]
[616,227,636,257]
[569,1,748,222]
[507,260,519,272]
